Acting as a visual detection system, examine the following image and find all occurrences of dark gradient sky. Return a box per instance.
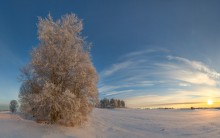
[1,0,220,107]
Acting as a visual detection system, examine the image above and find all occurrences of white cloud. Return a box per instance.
[101,61,132,77]
[172,71,216,86]
[178,83,190,87]
[167,55,220,79]
[121,49,156,59]
[155,64,218,86]
[105,89,135,96]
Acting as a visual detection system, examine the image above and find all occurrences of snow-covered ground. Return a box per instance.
[1,108,220,138]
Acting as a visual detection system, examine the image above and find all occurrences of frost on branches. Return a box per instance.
[19,14,98,126]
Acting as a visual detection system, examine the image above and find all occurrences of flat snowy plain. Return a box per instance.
[1,108,220,138]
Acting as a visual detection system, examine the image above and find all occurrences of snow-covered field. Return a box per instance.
[1,108,220,138]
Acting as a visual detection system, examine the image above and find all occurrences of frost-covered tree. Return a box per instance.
[110,98,115,108]
[19,14,98,126]
[121,100,125,108]
[10,100,19,113]
[113,99,118,108]
[117,99,121,108]
[100,100,105,108]
[99,98,126,108]
[103,98,110,108]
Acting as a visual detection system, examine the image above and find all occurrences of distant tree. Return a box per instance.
[99,98,125,109]
[9,100,19,113]
[103,98,110,108]
[117,100,121,108]
[100,99,105,108]
[121,100,125,108]
[114,99,118,108]
[110,98,115,108]
[190,107,195,110]
[19,14,98,126]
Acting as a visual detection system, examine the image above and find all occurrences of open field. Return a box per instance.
[1,108,220,138]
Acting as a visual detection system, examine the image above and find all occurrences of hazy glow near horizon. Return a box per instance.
[207,99,213,105]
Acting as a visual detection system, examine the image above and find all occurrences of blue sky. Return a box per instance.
[1,0,220,108]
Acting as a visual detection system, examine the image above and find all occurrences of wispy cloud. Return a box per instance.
[101,61,133,77]
[98,49,220,107]
[155,63,217,86]
[178,82,191,87]
[167,55,220,79]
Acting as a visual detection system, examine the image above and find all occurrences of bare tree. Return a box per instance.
[19,14,98,126]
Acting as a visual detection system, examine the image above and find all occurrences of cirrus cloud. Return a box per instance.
[98,49,220,107]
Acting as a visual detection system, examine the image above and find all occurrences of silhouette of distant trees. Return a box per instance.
[99,98,125,108]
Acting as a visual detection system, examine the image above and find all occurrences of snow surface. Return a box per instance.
[1,108,220,138]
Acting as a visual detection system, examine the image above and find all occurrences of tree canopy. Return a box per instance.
[19,14,98,126]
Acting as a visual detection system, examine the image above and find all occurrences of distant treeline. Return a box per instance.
[98,98,125,108]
